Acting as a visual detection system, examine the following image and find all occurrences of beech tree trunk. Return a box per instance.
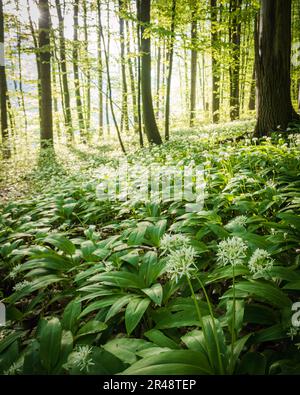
[38,0,53,148]
[189,9,197,127]
[211,0,220,123]
[138,0,162,145]
[0,0,10,158]
[55,0,73,144]
[255,0,300,136]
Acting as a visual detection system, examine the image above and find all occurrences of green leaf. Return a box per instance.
[125,298,151,335]
[39,317,62,373]
[105,295,133,322]
[76,320,107,339]
[62,300,82,332]
[142,283,163,306]
[144,329,180,349]
[44,234,76,255]
[88,271,144,289]
[120,350,213,375]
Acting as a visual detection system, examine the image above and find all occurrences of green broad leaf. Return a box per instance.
[39,317,62,373]
[251,324,288,344]
[145,219,167,247]
[44,234,76,256]
[105,295,133,322]
[127,227,146,246]
[139,251,164,287]
[62,300,82,332]
[206,264,249,284]
[103,338,154,365]
[79,296,121,318]
[234,280,291,308]
[119,350,213,375]
[144,329,180,349]
[88,271,145,289]
[142,283,163,306]
[225,299,245,335]
[76,320,107,339]
[125,298,151,335]
[181,330,206,354]
[229,334,252,374]
[277,212,300,230]
[53,330,73,374]
[283,280,300,290]
[0,331,24,354]
[80,240,97,260]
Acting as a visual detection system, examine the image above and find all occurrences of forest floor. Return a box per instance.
[1,119,300,375]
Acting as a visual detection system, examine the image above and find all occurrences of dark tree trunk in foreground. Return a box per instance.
[210,0,220,123]
[229,0,241,121]
[55,0,73,144]
[165,0,176,141]
[255,0,300,136]
[138,0,162,145]
[38,0,53,148]
[0,0,10,158]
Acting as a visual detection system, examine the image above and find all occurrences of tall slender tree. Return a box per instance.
[0,0,9,158]
[255,0,300,136]
[229,0,242,121]
[119,0,129,133]
[189,1,197,127]
[97,0,103,137]
[138,0,162,145]
[165,0,176,141]
[73,0,86,142]
[211,0,220,123]
[38,0,53,148]
[55,0,73,144]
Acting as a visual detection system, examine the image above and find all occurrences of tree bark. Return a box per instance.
[0,0,10,158]
[38,0,53,148]
[119,0,129,133]
[73,0,86,142]
[83,0,91,132]
[97,0,103,137]
[229,0,241,121]
[138,0,162,145]
[211,0,220,123]
[189,5,197,127]
[165,0,176,141]
[55,0,73,144]
[255,0,300,136]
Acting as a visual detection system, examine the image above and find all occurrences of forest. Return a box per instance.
[0,0,300,376]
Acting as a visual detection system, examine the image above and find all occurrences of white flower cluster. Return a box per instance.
[9,264,22,279]
[225,215,248,231]
[160,233,190,254]
[216,236,248,267]
[248,249,274,278]
[13,280,32,292]
[165,246,197,283]
[65,345,95,372]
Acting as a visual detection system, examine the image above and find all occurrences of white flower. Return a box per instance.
[4,361,22,375]
[13,280,32,292]
[287,326,299,340]
[248,249,274,277]
[225,215,247,231]
[165,246,197,282]
[160,233,190,254]
[65,345,94,372]
[9,264,22,279]
[216,237,248,267]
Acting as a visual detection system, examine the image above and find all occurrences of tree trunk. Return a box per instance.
[125,18,139,133]
[189,7,197,127]
[165,0,176,141]
[119,0,129,133]
[73,0,86,142]
[255,0,300,136]
[97,0,103,137]
[138,0,162,145]
[55,0,73,144]
[248,61,256,111]
[136,0,143,147]
[0,0,10,158]
[211,0,220,123]
[229,0,241,121]
[38,0,53,148]
[83,0,91,132]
